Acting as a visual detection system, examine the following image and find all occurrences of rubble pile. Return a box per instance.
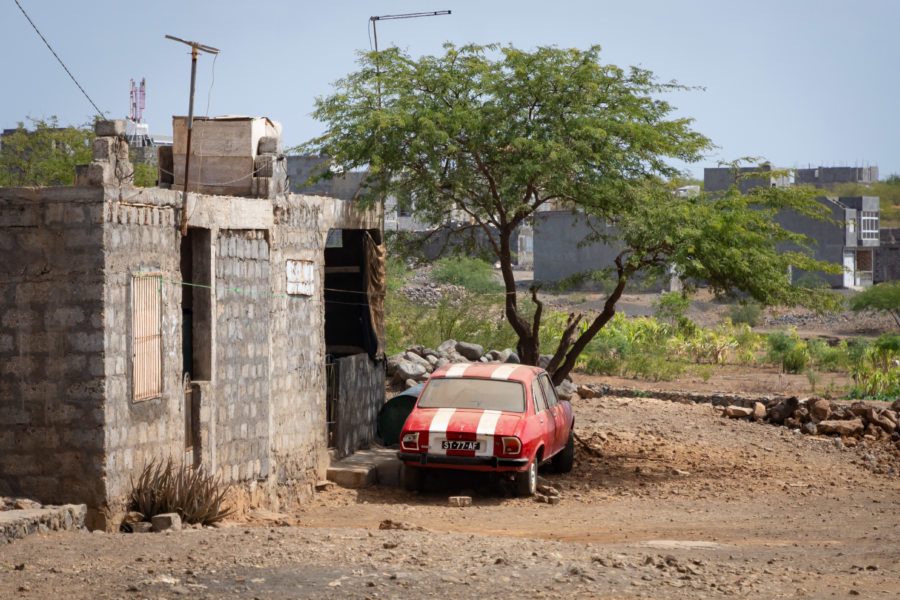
[387,340,579,395]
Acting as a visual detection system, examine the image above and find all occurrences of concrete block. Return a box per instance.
[94,119,126,137]
[86,161,114,186]
[254,155,275,177]
[257,136,282,154]
[449,496,472,507]
[151,512,182,532]
[92,137,116,161]
[326,465,375,488]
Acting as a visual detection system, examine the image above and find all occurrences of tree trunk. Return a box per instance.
[549,264,629,385]
[497,226,540,365]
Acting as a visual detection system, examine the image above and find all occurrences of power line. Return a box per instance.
[13,0,105,118]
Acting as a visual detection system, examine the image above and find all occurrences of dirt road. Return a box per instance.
[3,394,899,599]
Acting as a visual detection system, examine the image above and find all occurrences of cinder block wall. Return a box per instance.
[101,188,185,524]
[0,187,108,511]
[214,229,271,484]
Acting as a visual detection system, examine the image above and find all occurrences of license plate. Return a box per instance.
[441,440,481,451]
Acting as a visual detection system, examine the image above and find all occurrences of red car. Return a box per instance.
[397,362,575,496]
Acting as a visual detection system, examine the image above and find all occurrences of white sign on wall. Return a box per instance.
[286,260,315,296]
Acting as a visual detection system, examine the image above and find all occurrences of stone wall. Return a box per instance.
[0,187,108,514]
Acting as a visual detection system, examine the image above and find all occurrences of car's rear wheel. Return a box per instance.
[515,458,537,496]
[552,430,575,473]
[401,463,422,491]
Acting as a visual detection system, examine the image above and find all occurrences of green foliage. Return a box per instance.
[430,257,502,294]
[848,340,900,399]
[806,339,847,372]
[303,43,844,379]
[793,272,829,290]
[129,457,231,525]
[385,290,516,355]
[581,355,622,376]
[386,257,412,292]
[0,117,93,186]
[723,301,763,327]
[765,330,809,373]
[849,282,900,328]
[653,292,691,326]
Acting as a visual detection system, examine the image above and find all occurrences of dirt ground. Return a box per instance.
[3,392,899,599]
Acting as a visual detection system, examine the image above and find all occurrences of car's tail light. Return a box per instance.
[501,436,522,455]
[401,432,420,451]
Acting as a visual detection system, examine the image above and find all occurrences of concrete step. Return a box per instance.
[326,447,401,489]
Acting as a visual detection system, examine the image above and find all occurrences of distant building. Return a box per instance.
[795,166,878,187]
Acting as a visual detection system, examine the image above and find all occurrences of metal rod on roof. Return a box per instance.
[165,35,220,236]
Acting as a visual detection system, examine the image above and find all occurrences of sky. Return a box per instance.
[2,0,897,180]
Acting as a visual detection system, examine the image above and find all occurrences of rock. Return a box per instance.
[455,341,484,361]
[833,437,844,450]
[395,360,427,382]
[405,379,418,389]
[767,397,800,425]
[752,402,767,421]
[538,354,553,369]
[386,353,405,377]
[433,358,450,370]
[495,349,512,362]
[784,417,801,429]
[866,407,896,434]
[422,348,440,359]
[537,484,560,497]
[12,499,42,510]
[425,354,440,366]
[802,422,818,435]
[891,399,900,413]
[151,513,182,532]
[849,402,869,418]
[535,494,561,505]
[406,345,425,357]
[437,339,458,357]
[724,405,753,418]
[577,385,597,399]
[504,351,520,364]
[448,351,470,363]
[817,418,864,437]
[556,380,578,401]
[315,480,335,491]
[404,351,433,372]
[449,496,472,507]
[131,522,153,533]
[809,398,831,422]
[792,407,810,423]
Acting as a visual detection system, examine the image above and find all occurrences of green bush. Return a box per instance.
[431,257,502,294]
[653,292,691,326]
[782,345,809,374]
[807,339,847,372]
[766,330,809,373]
[724,301,763,327]
[581,354,622,376]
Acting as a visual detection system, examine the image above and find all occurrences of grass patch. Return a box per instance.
[431,257,503,294]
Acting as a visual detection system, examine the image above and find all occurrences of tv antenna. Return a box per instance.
[165,35,220,236]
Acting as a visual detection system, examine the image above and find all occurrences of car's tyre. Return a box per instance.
[515,458,537,496]
[552,430,575,473]
[401,463,422,492]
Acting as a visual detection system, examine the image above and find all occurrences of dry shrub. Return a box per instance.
[129,457,231,525]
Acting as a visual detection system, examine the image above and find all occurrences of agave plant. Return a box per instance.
[129,457,232,525]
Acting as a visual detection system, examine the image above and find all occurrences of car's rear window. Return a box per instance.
[417,378,526,413]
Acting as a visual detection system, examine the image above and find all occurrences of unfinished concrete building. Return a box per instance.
[0,119,385,529]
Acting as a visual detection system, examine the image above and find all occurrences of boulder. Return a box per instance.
[802,422,818,435]
[892,399,900,413]
[556,380,578,401]
[433,357,450,370]
[817,418,864,437]
[724,405,754,418]
[404,351,433,372]
[792,407,810,423]
[538,354,553,369]
[151,512,182,532]
[425,354,440,367]
[767,397,800,425]
[809,398,831,422]
[422,348,441,359]
[485,350,502,361]
[406,345,425,357]
[848,402,869,418]
[437,339,458,357]
[504,351,520,364]
[752,402,767,421]
[577,384,597,399]
[386,353,405,377]
[395,360,427,382]
[455,341,484,361]
[866,407,896,434]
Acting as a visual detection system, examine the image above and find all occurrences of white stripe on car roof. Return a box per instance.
[490,364,519,380]
[476,410,502,435]
[445,363,469,378]
[429,408,456,432]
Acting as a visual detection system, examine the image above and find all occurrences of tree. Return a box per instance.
[849,282,900,329]
[0,117,94,186]
[302,43,841,383]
